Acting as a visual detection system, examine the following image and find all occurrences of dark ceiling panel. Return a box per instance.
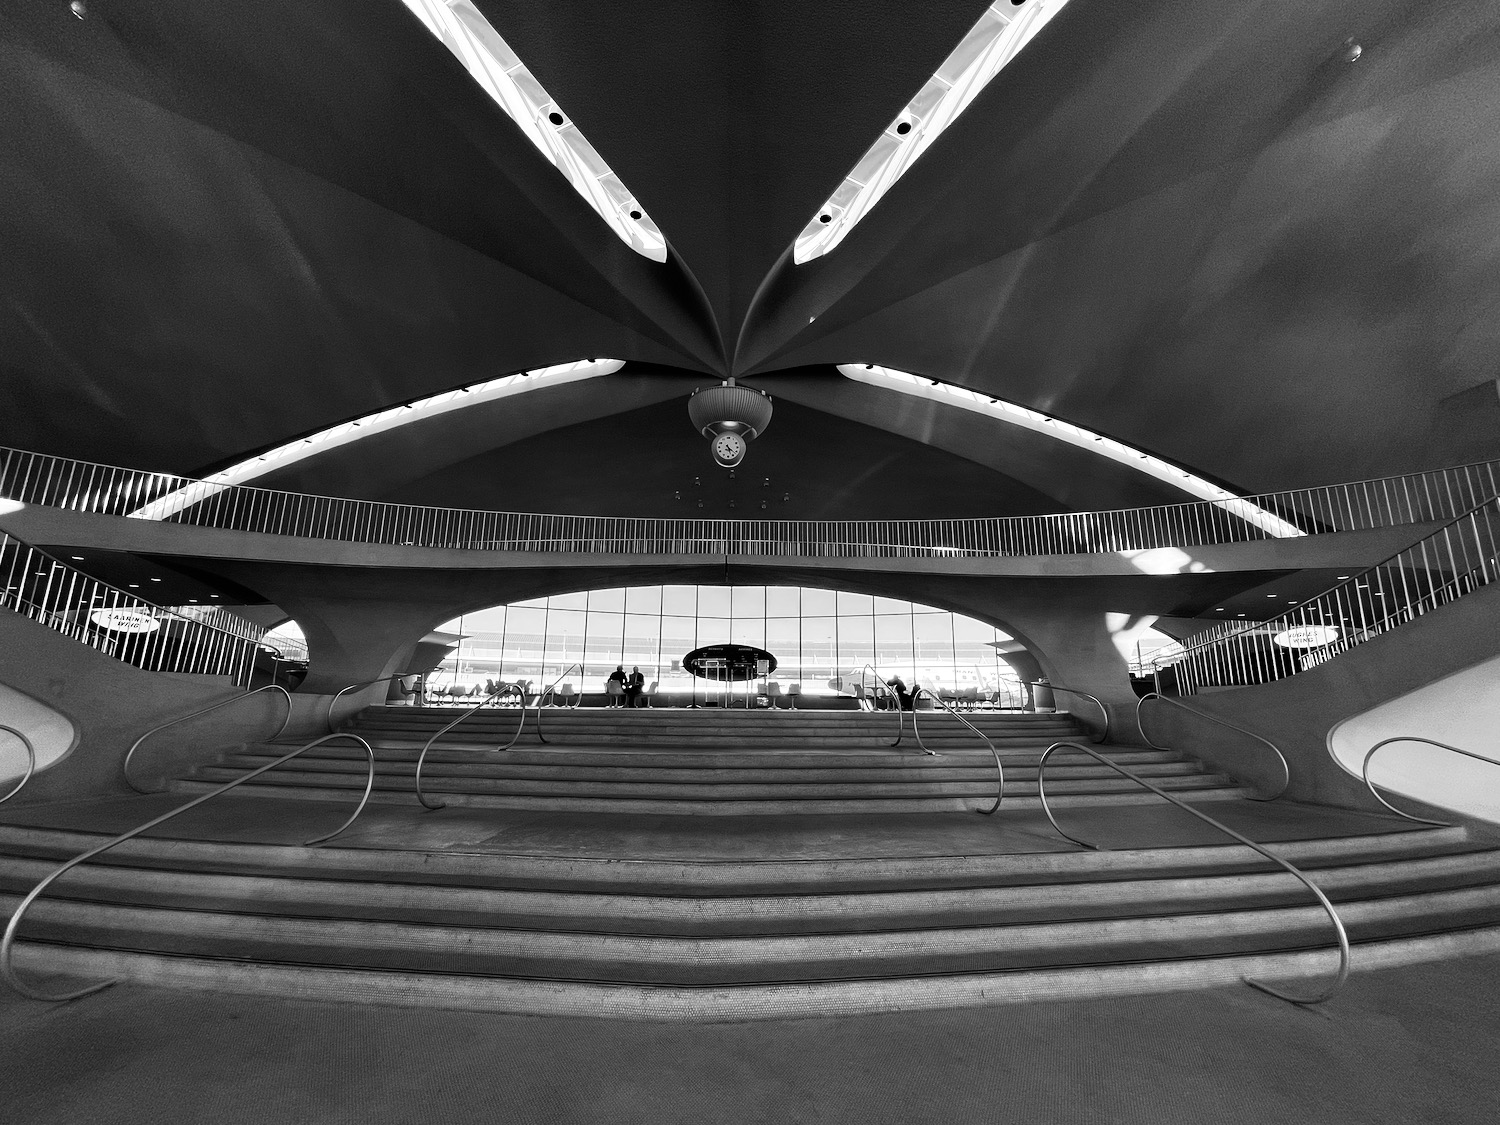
[474,0,991,343]
[376,394,1067,521]
[743,0,1500,488]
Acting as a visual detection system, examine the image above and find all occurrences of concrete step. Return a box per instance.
[218,750,1210,785]
[185,765,1236,801]
[4,845,1498,937]
[166,778,1252,814]
[8,881,1500,986]
[0,822,1469,894]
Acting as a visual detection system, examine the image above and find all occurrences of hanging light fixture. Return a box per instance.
[687,380,773,468]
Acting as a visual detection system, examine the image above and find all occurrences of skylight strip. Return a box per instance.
[398,0,667,262]
[838,364,1306,538]
[795,0,1072,264]
[128,360,624,521]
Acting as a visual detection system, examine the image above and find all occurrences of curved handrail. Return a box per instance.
[911,687,1003,816]
[531,663,586,745]
[1136,692,1289,802]
[122,684,294,794]
[0,725,37,805]
[327,674,414,731]
[1,732,375,1002]
[854,664,905,747]
[1036,740,1350,1006]
[1022,682,1109,743]
[413,682,529,811]
[1361,736,1500,827]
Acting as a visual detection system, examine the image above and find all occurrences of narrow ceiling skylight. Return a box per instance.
[129,360,624,521]
[398,0,667,262]
[838,364,1306,538]
[795,0,1072,264]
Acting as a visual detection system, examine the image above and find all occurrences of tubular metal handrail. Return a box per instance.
[0,732,376,1002]
[0,725,37,805]
[854,664,905,746]
[910,687,1003,815]
[1022,682,1109,743]
[413,682,530,811]
[1135,693,1290,801]
[122,684,293,794]
[327,674,415,731]
[1036,740,1350,1006]
[531,663,586,744]
[1361,736,1500,827]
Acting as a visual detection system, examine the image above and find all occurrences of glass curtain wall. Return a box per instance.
[435,584,1023,700]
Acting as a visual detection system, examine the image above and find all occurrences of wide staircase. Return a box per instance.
[3,706,1500,1016]
[165,707,1248,814]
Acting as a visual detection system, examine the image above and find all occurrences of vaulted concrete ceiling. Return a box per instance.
[2,0,1498,506]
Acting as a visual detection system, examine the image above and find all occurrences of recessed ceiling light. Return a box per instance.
[150,577,162,582]
[1214,608,1224,612]
[129,584,139,588]
[1337,575,1350,580]
[1266,593,1277,597]
[70,556,84,561]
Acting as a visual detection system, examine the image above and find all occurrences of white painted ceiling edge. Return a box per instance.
[128,359,624,520]
[838,364,1306,538]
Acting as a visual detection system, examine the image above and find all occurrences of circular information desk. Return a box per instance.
[683,645,777,707]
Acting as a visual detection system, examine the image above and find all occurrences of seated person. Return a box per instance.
[886,675,915,711]
[625,666,646,707]
[606,665,627,707]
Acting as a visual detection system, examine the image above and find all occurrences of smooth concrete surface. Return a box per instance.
[0,683,75,785]
[1329,653,1500,825]
[0,793,1422,861]
[0,615,322,807]
[1148,582,1500,811]
[4,951,1500,1124]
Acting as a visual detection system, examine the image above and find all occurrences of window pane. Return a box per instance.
[800,616,837,693]
[582,610,624,681]
[661,585,696,617]
[872,595,909,615]
[874,614,914,680]
[731,586,765,619]
[587,587,626,613]
[697,616,730,645]
[501,605,547,682]
[542,608,586,674]
[625,586,662,614]
[836,590,873,615]
[765,618,799,681]
[837,613,875,675]
[623,613,662,682]
[912,613,954,692]
[765,586,800,618]
[697,586,731,617]
[730,615,765,648]
[549,591,588,611]
[800,587,836,615]
[660,616,697,681]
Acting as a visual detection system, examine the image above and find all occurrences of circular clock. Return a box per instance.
[711,431,746,467]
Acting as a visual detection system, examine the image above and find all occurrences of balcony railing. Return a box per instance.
[0,532,262,685]
[2,446,1497,558]
[1143,495,1500,694]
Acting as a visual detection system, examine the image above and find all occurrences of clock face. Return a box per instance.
[712,431,746,467]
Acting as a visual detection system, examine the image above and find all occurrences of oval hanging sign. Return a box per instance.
[1273,624,1339,649]
[89,608,161,634]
